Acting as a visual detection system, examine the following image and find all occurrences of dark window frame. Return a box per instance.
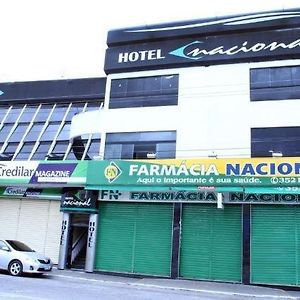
[109,74,179,109]
[251,126,300,157]
[104,131,176,159]
[250,65,300,101]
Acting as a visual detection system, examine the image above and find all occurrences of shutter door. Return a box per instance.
[44,201,62,263]
[251,205,300,286]
[0,198,61,264]
[180,204,242,282]
[133,203,172,276]
[0,199,21,239]
[95,202,173,276]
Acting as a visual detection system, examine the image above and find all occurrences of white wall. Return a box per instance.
[71,59,300,159]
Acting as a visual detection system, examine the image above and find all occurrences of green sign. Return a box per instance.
[87,158,300,188]
[98,189,300,204]
[0,186,61,200]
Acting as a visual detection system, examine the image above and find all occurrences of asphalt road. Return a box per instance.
[0,270,278,300]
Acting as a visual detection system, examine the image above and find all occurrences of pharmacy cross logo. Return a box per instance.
[104,162,122,183]
[169,39,300,60]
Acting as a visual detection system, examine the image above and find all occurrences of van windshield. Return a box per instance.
[6,240,35,252]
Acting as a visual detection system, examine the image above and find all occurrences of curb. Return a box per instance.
[49,272,298,300]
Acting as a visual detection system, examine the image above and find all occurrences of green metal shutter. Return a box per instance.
[251,205,300,286]
[95,202,136,273]
[95,202,173,276]
[180,204,242,282]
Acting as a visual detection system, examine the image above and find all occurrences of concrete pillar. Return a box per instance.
[85,213,98,273]
[58,212,71,270]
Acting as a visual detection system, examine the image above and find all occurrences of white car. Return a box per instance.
[0,239,53,276]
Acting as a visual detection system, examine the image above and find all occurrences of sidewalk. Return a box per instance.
[50,267,300,299]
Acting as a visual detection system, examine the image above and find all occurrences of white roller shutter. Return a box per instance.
[0,198,21,239]
[0,198,62,264]
[44,201,62,263]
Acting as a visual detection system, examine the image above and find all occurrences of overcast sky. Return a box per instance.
[0,0,299,82]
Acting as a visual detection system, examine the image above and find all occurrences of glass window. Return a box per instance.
[24,123,45,141]
[85,101,102,111]
[133,143,156,159]
[65,103,85,121]
[18,106,38,122]
[35,104,54,122]
[0,106,10,123]
[31,141,52,160]
[68,137,88,160]
[250,66,300,101]
[9,123,30,142]
[14,142,35,160]
[65,150,77,160]
[86,137,100,159]
[4,107,23,123]
[49,105,68,121]
[109,74,179,108]
[0,123,14,141]
[251,127,300,157]
[56,122,71,140]
[156,142,176,159]
[3,142,19,155]
[40,122,61,141]
[105,131,176,159]
[51,141,69,155]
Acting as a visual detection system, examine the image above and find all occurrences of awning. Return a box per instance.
[86,185,300,194]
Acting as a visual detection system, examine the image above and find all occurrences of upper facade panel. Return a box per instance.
[104,9,300,74]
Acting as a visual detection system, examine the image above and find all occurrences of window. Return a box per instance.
[40,122,61,141]
[0,98,102,161]
[250,66,300,101]
[4,107,22,123]
[0,123,14,141]
[65,103,85,121]
[57,122,71,140]
[109,75,178,108]
[3,142,19,156]
[0,107,9,123]
[35,104,54,122]
[9,123,30,142]
[15,142,35,160]
[85,102,102,111]
[31,142,52,160]
[24,123,44,141]
[251,127,300,157]
[104,131,176,159]
[49,105,68,121]
[86,136,100,159]
[18,106,37,122]
[51,141,69,156]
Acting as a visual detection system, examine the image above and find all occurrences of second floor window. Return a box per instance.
[109,75,179,109]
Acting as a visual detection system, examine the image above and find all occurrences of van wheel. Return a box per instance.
[8,260,23,276]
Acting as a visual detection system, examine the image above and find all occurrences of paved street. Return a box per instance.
[0,268,300,300]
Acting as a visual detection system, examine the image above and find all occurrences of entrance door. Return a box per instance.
[251,205,300,286]
[180,204,242,282]
[68,213,89,269]
[95,202,173,276]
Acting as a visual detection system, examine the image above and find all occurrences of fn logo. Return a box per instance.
[100,190,122,200]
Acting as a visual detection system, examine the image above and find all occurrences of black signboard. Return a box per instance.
[105,27,300,73]
[60,188,98,213]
